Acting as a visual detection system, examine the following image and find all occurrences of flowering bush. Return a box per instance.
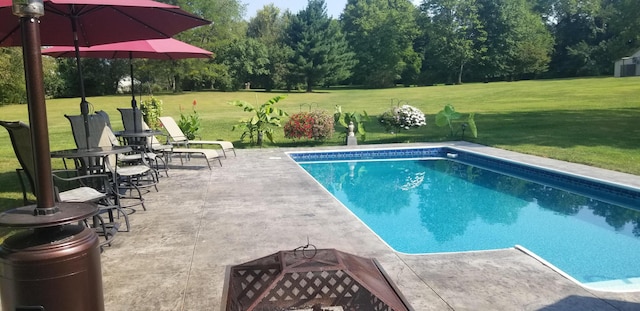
[284,112,314,139]
[310,110,335,140]
[284,110,334,141]
[378,104,427,133]
[178,99,201,140]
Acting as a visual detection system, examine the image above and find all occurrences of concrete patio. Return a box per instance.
[99,142,640,311]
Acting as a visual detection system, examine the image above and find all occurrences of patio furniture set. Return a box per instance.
[0,110,235,248]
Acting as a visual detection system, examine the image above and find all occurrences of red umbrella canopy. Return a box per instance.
[0,0,210,47]
[42,38,213,59]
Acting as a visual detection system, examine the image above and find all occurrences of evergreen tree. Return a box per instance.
[284,0,354,92]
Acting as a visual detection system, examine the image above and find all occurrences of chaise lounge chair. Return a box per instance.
[119,109,221,170]
[158,116,236,158]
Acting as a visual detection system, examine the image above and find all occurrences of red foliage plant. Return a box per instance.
[284,110,334,141]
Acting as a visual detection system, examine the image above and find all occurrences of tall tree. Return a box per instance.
[217,37,270,91]
[475,0,553,81]
[343,0,420,88]
[607,0,640,60]
[56,58,128,97]
[418,0,486,84]
[163,0,246,91]
[545,0,612,77]
[247,5,293,91]
[284,0,354,92]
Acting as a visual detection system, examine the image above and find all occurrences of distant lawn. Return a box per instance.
[0,76,638,209]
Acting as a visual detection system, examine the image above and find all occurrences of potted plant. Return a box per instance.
[231,95,288,146]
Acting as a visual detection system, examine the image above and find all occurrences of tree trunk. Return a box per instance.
[457,61,464,85]
[306,77,313,92]
[257,131,263,147]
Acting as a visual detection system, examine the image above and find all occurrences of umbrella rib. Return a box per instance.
[112,7,171,38]
[0,24,19,45]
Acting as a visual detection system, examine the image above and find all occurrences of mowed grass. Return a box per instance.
[0,76,638,209]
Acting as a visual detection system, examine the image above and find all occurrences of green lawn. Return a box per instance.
[0,76,639,209]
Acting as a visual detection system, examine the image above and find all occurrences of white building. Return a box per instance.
[117,76,140,93]
[614,49,640,77]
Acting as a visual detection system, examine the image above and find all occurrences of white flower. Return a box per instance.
[378,104,427,131]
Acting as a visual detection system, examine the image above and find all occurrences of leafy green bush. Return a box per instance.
[435,104,477,138]
[231,95,288,146]
[140,96,163,130]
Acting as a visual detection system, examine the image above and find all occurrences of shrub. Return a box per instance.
[140,96,163,130]
[435,104,478,138]
[378,104,426,133]
[310,110,335,141]
[178,99,201,140]
[284,112,314,139]
[284,110,334,141]
[231,95,288,146]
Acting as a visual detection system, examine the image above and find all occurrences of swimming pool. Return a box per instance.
[288,146,640,292]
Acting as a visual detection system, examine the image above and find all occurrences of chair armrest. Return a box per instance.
[52,169,112,193]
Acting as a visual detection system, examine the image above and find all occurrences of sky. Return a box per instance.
[243,1,421,20]
[243,0,347,19]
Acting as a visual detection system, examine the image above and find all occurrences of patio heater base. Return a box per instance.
[0,224,104,311]
[0,203,104,311]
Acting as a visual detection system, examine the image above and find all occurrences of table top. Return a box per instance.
[51,146,132,158]
[113,130,162,138]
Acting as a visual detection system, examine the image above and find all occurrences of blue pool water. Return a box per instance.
[291,148,640,292]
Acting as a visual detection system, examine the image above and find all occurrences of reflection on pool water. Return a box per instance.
[292,149,640,292]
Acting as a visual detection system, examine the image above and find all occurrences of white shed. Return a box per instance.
[614,49,640,77]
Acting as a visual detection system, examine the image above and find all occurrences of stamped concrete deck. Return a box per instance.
[100,142,640,311]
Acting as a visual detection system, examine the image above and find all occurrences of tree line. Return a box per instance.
[0,0,638,103]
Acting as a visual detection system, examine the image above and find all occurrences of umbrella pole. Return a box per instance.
[71,15,91,148]
[130,52,139,132]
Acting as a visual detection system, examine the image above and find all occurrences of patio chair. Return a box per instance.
[158,116,236,158]
[146,121,221,170]
[0,120,128,246]
[116,113,220,170]
[97,110,161,168]
[116,108,170,176]
[66,113,158,211]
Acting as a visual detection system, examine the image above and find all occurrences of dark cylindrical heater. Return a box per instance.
[0,1,105,310]
[0,225,104,311]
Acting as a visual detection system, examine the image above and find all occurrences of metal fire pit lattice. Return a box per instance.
[224,248,412,311]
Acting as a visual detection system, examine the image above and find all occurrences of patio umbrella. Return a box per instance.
[0,0,208,208]
[42,38,213,131]
[0,0,210,147]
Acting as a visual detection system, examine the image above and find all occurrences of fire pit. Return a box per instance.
[224,247,412,311]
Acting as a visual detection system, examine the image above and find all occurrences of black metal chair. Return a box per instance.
[0,120,129,246]
[65,113,158,211]
[117,108,170,176]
